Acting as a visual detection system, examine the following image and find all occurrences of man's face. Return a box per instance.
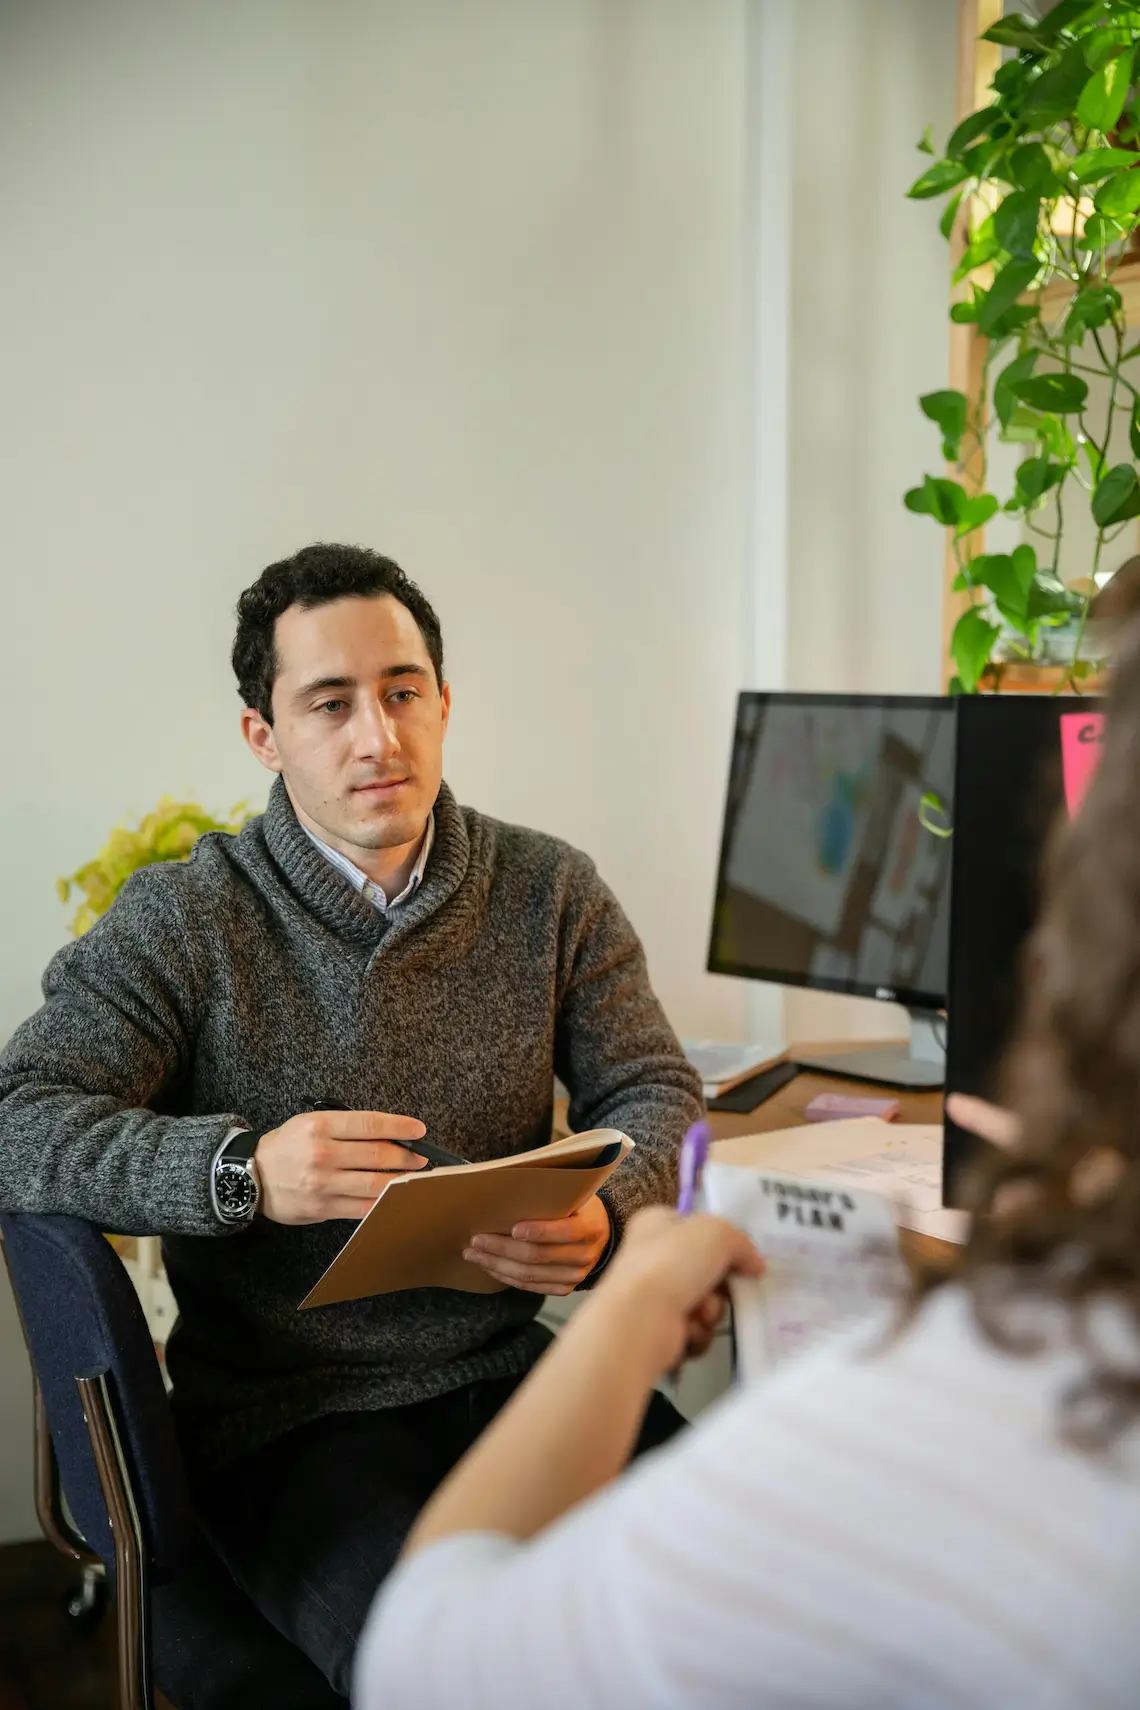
[241,594,450,854]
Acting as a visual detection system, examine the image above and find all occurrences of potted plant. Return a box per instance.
[906,0,1140,692]
[58,796,253,935]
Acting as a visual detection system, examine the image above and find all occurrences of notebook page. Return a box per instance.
[702,1161,904,1379]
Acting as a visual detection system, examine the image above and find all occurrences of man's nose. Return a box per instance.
[352,698,400,760]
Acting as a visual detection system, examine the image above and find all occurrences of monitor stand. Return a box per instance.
[792,1008,945,1090]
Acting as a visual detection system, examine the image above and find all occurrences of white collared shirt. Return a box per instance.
[302,812,435,913]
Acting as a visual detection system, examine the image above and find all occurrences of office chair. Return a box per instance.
[0,1210,346,1710]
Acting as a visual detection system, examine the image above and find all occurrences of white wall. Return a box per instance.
[784,0,957,1046]
[0,0,753,1541]
[0,0,957,1542]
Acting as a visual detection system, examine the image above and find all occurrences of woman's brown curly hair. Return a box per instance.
[929,560,1140,1446]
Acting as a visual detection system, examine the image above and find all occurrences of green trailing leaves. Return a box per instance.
[1069,146,1139,184]
[920,389,968,461]
[1009,142,1059,195]
[977,257,1040,335]
[917,124,935,155]
[993,190,1041,256]
[939,188,965,240]
[905,475,965,526]
[945,108,1000,159]
[1062,285,1123,339]
[1021,43,1098,126]
[1092,463,1140,526]
[1007,371,1089,413]
[956,493,1000,537]
[1077,50,1134,133]
[1087,24,1140,73]
[1036,0,1105,42]
[1095,168,1140,218]
[966,545,1039,635]
[953,214,1001,282]
[952,608,1001,693]
[994,350,1039,429]
[1078,212,1129,249]
[910,2,1140,687]
[988,303,1040,339]
[981,16,1046,49]
[1010,455,1067,505]
[904,475,996,536]
[1027,580,1080,625]
[907,158,970,200]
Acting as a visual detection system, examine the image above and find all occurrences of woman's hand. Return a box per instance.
[589,1206,765,1377]
[945,1093,1021,1151]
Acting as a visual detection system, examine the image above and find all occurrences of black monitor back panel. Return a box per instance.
[943,693,1106,1207]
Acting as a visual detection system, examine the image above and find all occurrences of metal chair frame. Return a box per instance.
[5,1243,156,1710]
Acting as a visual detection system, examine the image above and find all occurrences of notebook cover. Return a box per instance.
[300,1130,632,1308]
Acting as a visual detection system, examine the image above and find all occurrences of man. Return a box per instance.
[0,543,702,1699]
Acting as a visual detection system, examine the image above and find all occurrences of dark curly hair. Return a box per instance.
[232,543,444,722]
[924,559,1140,1447]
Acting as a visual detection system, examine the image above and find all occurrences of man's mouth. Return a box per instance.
[353,778,411,797]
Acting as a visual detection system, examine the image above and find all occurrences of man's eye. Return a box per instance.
[316,700,347,714]
[389,689,418,704]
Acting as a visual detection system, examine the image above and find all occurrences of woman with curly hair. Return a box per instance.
[354,576,1140,1710]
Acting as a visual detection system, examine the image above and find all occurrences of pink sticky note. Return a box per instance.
[1060,711,1105,818]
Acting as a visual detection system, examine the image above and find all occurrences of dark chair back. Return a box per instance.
[0,1210,192,1582]
[2,1209,348,1708]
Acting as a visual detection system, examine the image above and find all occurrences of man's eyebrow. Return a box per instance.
[291,663,430,704]
[292,674,354,705]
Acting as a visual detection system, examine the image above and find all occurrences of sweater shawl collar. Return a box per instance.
[257,776,488,963]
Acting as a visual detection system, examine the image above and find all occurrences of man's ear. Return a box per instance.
[440,680,451,740]
[241,706,284,775]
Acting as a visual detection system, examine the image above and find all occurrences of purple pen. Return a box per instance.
[676,1119,711,1216]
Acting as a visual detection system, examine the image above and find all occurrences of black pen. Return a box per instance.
[310,1102,468,1170]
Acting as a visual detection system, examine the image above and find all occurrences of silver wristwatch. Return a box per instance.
[210,1126,262,1225]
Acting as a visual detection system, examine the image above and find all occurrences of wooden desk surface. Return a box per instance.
[702,1047,958,1273]
[557,1043,960,1273]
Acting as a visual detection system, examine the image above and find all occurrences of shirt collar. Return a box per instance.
[301,811,434,913]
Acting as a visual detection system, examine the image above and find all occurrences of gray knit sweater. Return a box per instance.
[0,779,702,1465]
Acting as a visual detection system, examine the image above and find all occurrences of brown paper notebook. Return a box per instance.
[299,1129,634,1308]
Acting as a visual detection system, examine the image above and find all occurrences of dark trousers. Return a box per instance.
[191,1365,687,1700]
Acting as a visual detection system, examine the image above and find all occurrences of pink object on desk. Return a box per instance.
[1060,710,1105,818]
[804,1092,900,1123]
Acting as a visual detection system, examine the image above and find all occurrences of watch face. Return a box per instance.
[215,1161,257,1220]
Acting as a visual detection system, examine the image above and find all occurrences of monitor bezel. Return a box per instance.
[705,689,955,1011]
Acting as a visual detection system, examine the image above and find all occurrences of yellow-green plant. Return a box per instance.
[58,797,254,935]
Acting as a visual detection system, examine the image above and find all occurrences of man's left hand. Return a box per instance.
[464,1195,611,1294]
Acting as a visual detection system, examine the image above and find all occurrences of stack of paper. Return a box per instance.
[682,1038,787,1099]
[709,1118,970,1246]
[702,1161,904,1378]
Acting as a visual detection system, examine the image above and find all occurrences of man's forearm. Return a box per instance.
[0,1083,236,1236]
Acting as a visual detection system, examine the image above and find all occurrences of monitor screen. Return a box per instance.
[943,693,1107,1206]
[707,693,956,1010]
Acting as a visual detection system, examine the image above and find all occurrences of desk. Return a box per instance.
[702,1047,959,1275]
[554,1041,960,1275]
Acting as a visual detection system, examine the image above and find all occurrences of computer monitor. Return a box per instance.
[943,693,1106,1207]
[707,692,956,1088]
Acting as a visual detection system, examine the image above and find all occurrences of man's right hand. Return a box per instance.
[254,1109,429,1224]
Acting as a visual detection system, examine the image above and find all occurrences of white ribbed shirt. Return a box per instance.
[355,1285,1140,1710]
[302,812,434,912]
